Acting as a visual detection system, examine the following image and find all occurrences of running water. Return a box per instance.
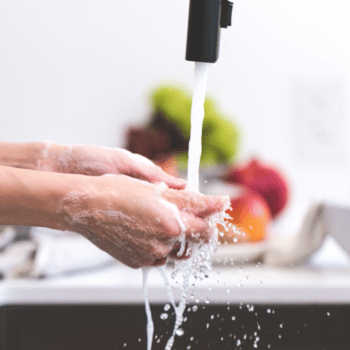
[187,62,211,193]
[143,268,154,350]
[143,62,229,350]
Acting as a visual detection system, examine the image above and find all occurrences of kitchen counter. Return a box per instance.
[1,263,350,306]
[2,236,350,306]
[2,240,350,350]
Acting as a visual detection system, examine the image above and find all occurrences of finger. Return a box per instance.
[145,165,187,190]
[119,149,186,189]
[163,190,229,218]
[151,257,168,266]
[169,242,191,260]
[181,212,211,244]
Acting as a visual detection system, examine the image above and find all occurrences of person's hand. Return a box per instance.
[57,174,228,268]
[37,143,185,189]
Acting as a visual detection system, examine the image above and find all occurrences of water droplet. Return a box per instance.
[232,316,236,321]
[236,339,241,346]
[163,303,170,311]
[226,288,231,294]
[176,328,184,337]
[195,298,199,303]
[205,297,210,304]
[206,323,210,329]
[267,309,271,313]
[160,313,168,320]
[156,339,161,344]
[243,334,247,340]
[187,346,191,349]
[327,312,330,316]
[221,337,224,341]
[208,285,212,290]
[211,315,214,319]
[190,336,194,341]
[138,338,141,342]
[253,344,258,348]
[279,335,282,339]
[192,305,198,312]
[280,323,283,328]
[123,343,127,347]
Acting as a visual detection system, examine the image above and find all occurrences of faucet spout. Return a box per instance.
[186,0,233,63]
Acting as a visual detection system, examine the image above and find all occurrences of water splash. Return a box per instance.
[142,268,154,350]
[142,61,230,349]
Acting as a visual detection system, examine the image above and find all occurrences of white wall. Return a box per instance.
[1,0,350,235]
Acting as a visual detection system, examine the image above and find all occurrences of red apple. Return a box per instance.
[223,158,289,218]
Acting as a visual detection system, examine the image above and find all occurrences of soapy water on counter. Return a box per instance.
[142,62,230,350]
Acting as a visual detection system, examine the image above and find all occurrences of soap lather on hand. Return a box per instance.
[0,141,227,268]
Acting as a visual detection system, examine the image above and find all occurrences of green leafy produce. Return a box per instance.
[151,85,241,168]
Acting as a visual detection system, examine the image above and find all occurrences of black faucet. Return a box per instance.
[186,0,233,63]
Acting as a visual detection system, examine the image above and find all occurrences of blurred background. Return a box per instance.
[1,0,350,239]
[2,2,350,349]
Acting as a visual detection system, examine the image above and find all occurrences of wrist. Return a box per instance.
[0,165,89,230]
[36,142,68,172]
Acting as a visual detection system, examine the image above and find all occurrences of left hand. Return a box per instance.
[37,143,186,189]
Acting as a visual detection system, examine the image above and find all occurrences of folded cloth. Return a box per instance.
[0,226,117,280]
[265,202,350,266]
[31,227,116,278]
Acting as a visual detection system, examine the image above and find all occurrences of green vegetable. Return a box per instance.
[151,84,241,168]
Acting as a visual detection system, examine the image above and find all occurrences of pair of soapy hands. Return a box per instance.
[38,144,227,268]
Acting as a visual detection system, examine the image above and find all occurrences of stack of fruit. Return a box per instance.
[219,158,289,244]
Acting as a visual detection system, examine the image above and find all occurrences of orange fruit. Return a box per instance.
[218,187,271,244]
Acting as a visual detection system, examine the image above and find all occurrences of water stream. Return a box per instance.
[144,62,223,350]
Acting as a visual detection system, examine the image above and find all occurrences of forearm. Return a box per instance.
[0,141,67,172]
[0,164,78,229]
[0,142,45,169]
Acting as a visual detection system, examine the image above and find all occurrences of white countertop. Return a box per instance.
[1,263,350,306]
[1,237,350,306]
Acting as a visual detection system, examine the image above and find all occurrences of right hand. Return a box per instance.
[57,174,228,268]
